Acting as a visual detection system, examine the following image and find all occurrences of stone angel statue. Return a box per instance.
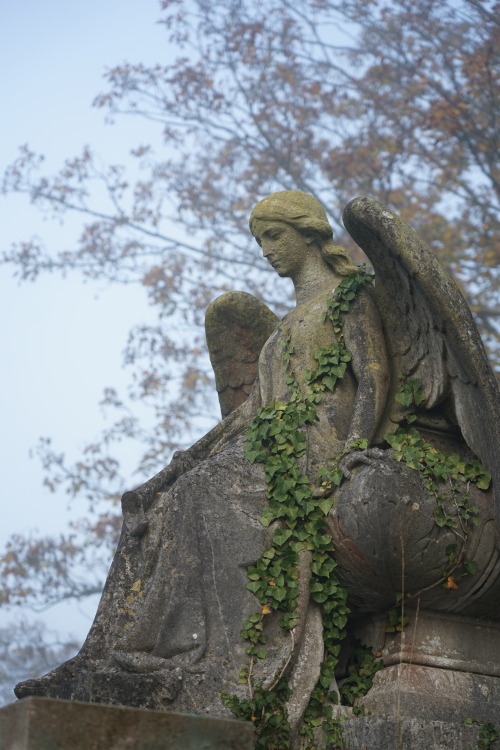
[16,191,500,745]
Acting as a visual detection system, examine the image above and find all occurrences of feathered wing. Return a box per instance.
[205,291,279,418]
[342,197,500,520]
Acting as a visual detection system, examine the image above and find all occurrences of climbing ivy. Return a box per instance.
[218,262,495,747]
[463,719,499,749]
[221,269,494,748]
[478,722,500,749]
[221,678,292,750]
[385,379,491,598]
[221,268,380,749]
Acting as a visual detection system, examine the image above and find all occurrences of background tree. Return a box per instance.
[1,0,498,693]
[0,620,79,706]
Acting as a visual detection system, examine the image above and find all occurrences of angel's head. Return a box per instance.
[249,190,357,277]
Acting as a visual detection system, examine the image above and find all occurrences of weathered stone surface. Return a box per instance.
[205,291,279,418]
[14,438,284,718]
[343,195,500,497]
[352,609,500,677]
[340,716,493,750]
[16,193,388,732]
[0,696,254,749]
[346,609,500,728]
[328,455,500,617]
[361,664,500,724]
[5,698,494,750]
[14,192,500,747]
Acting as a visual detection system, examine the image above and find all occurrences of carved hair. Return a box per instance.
[249,190,358,277]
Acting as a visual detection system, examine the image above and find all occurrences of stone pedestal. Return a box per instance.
[340,716,490,750]
[361,664,500,725]
[353,609,500,677]
[1,695,498,750]
[349,609,500,725]
[0,697,254,750]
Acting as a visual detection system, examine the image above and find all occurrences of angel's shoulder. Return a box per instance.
[344,281,381,326]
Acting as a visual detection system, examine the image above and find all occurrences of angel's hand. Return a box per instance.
[338,447,386,480]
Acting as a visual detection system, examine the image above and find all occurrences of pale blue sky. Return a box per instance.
[0,0,175,636]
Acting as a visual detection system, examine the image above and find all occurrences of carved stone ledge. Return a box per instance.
[0,696,254,750]
[352,608,500,677]
[341,716,494,750]
[360,664,500,725]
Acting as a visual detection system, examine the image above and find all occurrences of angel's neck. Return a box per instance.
[293,265,342,306]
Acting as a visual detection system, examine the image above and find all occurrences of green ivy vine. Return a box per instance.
[463,719,499,749]
[220,268,381,749]
[385,378,491,605]
[220,268,495,748]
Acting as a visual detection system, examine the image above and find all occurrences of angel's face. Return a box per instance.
[252,220,310,278]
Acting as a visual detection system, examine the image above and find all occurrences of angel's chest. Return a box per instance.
[258,302,337,401]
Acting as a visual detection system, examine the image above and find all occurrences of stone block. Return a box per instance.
[340,716,494,750]
[352,609,500,676]
[0,697,254,750]
[361,664,500,724]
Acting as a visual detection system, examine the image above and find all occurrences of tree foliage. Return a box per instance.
[0,620,79,706]
[1,0,498,680]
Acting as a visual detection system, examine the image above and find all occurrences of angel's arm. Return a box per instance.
[188,378,262,458]
[342,289,389,448]
[123,291,276,515]
[122,378,262,515]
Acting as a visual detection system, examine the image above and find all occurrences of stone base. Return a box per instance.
[361,663,500,724]
[341,716,497,750]
[0,696,254,750]
[1,696,498,750]
[348,608,500,725]
[352,609,500,677]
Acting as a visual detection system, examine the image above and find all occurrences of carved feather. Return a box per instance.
[343,196,500,525]
[205,291,279,418]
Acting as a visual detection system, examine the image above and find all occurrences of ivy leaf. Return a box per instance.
[311,591,328,603]
[395,391,412,407]
[318,495,335,515]
[246,581,262,594]
[272,587,287,602]
[477,472,492,490]
[260,508,276,527]
[434,515,448,527]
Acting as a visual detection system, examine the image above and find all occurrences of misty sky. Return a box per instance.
[0,0,173,638]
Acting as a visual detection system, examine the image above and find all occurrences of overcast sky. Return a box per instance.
[0,0,174,638]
